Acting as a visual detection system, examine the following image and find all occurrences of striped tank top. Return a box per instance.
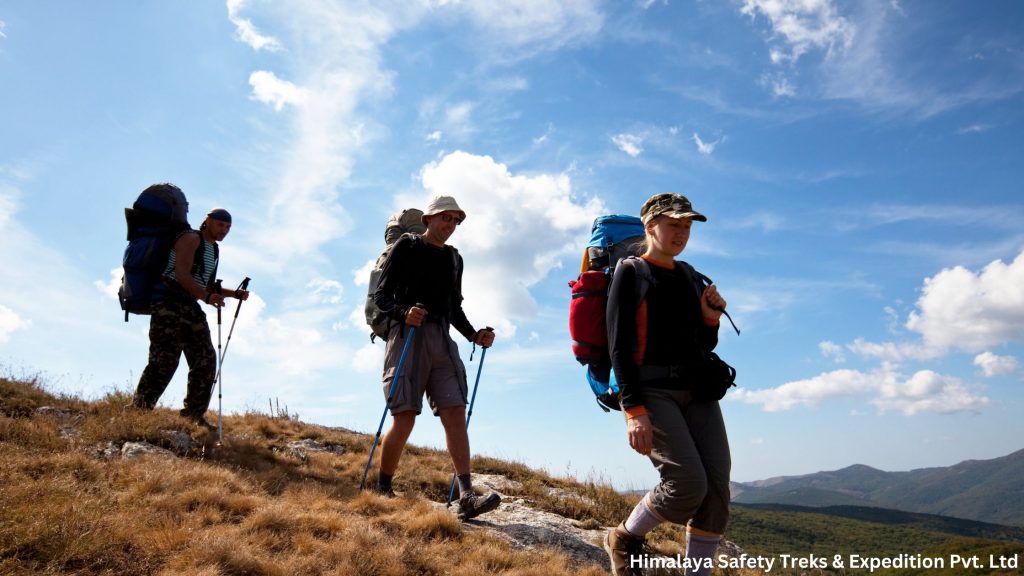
[162,234,218,290]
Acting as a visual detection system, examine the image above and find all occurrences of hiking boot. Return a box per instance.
[179,409,215,429]
[370,485,397,498]
[604,523,646,576]
[456,490,501,520]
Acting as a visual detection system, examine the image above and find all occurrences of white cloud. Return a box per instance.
[226,0,282,51]
[249,71,307,111]
[819,340,846,363]
[409,151,604,335]
[740,0,855,64]
[0,304,31,343]
[733,368,876,412]
[307,278,344,305]
[425,130,442,143]
[353,258,377,287]
[204,293,348,378]
[692,132,720,156]
[0,20,6,39]
[957,124,990,135]
[762,73,796,97]
[352,343,384,374]
[733,366,989,415]
[974,352,1019,377]
[611,133,644,157]
[906,249,1024,353]
[95,267,122,300]
[871,370,989,415]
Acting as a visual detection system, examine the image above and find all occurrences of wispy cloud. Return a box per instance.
[611,133,644,157]
[249,71,307,111]
[761,72,796,98]
[226,0,282,52]
[692,132,721,156]
[957,123,991,135]
[444,1,604,60]
[0,20,7,39]
[740,0,855,64]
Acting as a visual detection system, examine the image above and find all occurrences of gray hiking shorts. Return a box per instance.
[381,321,468,416]
[640,387,731,533]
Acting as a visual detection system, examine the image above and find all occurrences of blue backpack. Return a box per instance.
[118,184,191,321]
[568,215,649,411]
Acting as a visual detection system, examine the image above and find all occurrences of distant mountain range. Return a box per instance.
[732,448,1024,527]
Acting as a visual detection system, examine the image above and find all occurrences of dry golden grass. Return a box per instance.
[0,374,762,576]
[0,376,618,575]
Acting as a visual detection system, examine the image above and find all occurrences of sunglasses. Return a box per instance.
[438,213,464,225]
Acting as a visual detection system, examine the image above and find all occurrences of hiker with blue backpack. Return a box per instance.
[603,193,732,576]
[370,195,501,520]
[128,191,248,428]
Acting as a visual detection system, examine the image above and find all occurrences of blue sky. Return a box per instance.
[1,1,1022,490]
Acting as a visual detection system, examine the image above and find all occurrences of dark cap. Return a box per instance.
[639,193,706,224]
[207,208,232,223]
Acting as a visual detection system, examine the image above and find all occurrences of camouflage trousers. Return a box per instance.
[133,295,216,417]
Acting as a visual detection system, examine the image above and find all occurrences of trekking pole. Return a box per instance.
[217,277,251,371]
[359,307,424,492]
[446,327,493,506]
[215,277,250,442]
[214,280,223,441]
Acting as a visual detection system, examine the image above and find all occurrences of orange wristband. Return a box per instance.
[624,405,648,419]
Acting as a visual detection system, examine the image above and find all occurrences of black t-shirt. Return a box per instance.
[608,258,719,409]
[373,235,475,341]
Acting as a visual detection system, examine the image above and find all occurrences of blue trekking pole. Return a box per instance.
[446,327,493,506]
[359,318,420,492]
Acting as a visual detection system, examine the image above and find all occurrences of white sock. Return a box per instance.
[683,532,720,576]
[623,494,663,537]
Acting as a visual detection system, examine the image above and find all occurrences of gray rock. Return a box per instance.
[121,441,175,459]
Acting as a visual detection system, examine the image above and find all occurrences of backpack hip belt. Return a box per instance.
[637,364,684,381]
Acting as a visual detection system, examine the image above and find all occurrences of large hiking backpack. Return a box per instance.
[118,184,191,321]
[569,215,741,411]
[568,215,648,411]
[364,208,427,341]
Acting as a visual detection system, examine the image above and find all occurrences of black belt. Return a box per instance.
[638,364,683,381]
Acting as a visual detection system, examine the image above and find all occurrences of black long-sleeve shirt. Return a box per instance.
[373,235,476,341]
[607,258,719,410]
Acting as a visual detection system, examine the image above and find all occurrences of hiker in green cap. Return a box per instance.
[604,193,731,576]
[131,207,249,427]
[372,195,500,520]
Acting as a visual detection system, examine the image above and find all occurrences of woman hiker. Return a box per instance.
[604,193,731,576]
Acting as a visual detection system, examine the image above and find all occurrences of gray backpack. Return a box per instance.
[364,209,427,341]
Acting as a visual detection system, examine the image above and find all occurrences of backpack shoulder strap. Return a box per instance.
[621,256,654,306]
[678,260,741,336]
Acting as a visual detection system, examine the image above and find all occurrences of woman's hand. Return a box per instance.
[700,284,727,323]
[627,414,653,455]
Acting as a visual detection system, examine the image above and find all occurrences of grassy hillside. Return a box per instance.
[0,374,622,575]
[3,374,1023,575]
